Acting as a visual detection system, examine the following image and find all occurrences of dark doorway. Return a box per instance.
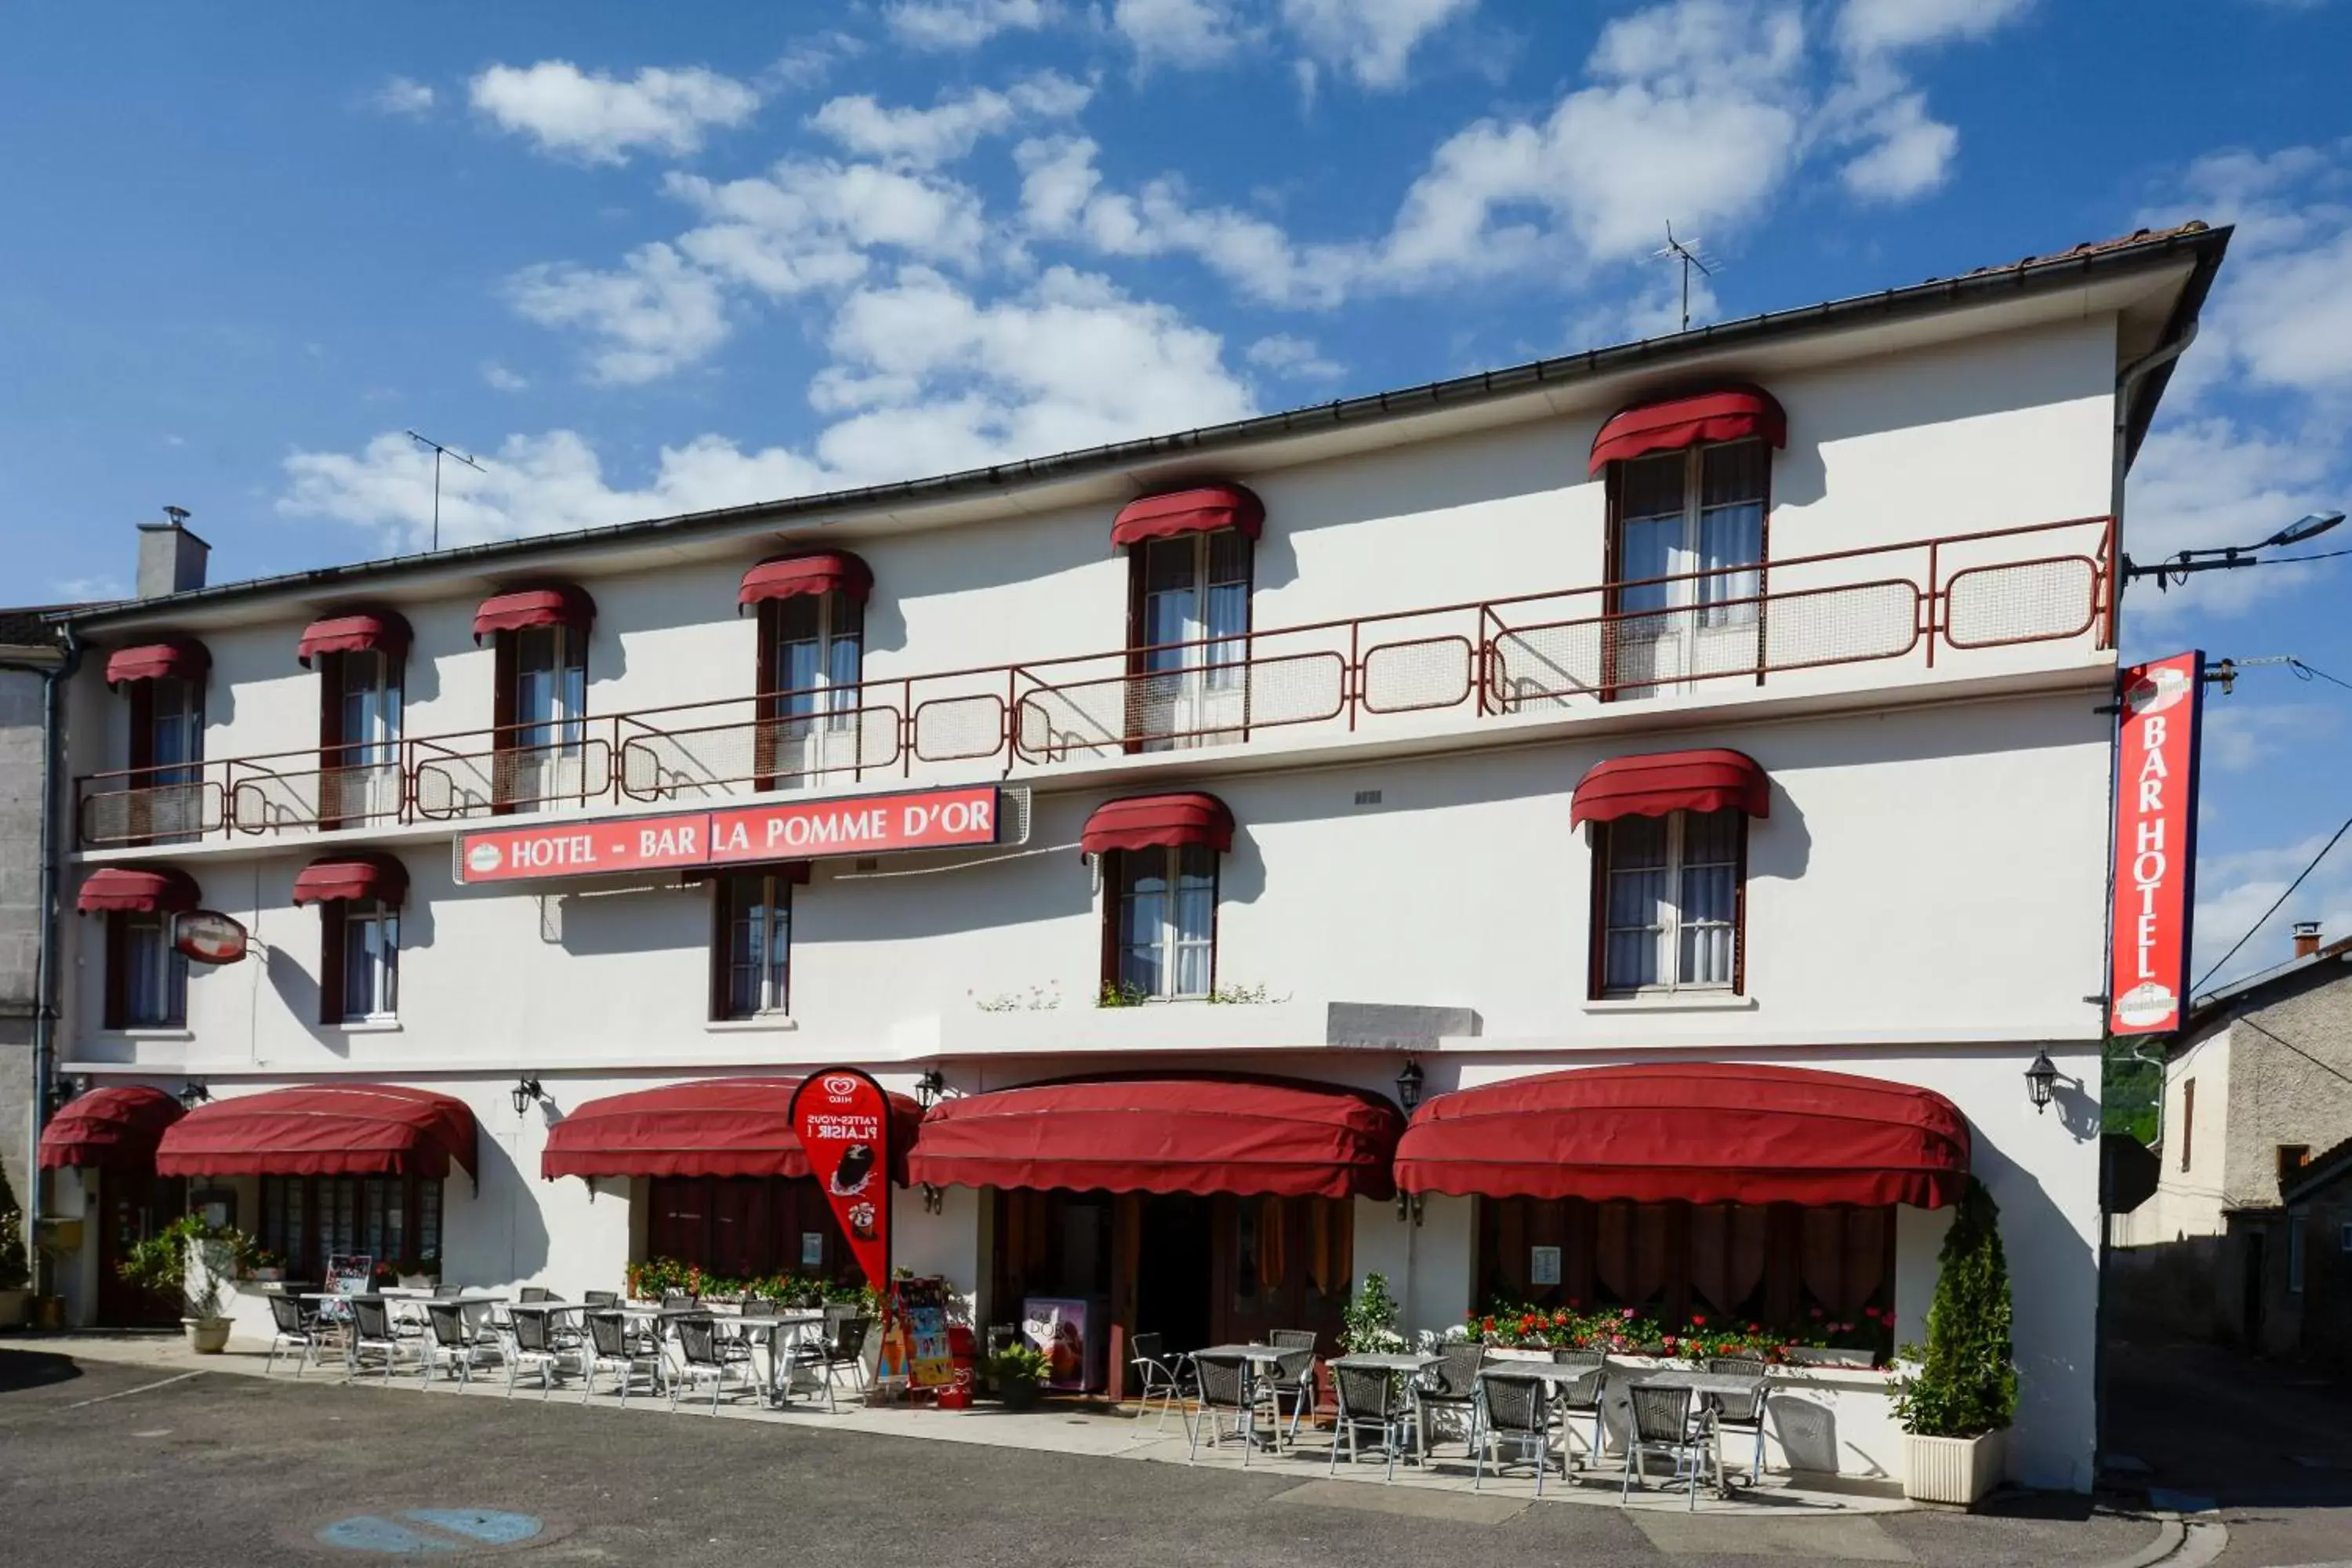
[1134,1193,1213,1352]
[2241,1232,2268,1344]
[96,1173,186,1328]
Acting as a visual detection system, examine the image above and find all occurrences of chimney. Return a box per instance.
[136,506,209,599]
[2293,920,2322,959]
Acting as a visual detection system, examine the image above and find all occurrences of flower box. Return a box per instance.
[1903,1431,2005,1506]
[1784,1346,1878,1369]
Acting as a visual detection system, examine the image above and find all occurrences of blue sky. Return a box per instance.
[5,0,2351,987]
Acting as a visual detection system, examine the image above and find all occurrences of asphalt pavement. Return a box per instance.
[0,1346,2164,1568]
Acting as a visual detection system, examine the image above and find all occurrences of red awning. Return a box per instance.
[1588,387,1788,474]
[738,552,874,611]
[542,1076,922,1182]
[38,1085,184,1172]
[1570,749,1769,827]
[1080,792,1236,857]
[1110,485,1265,548]
[1394,1063,1970,1208]
[103,638,209,688]
[292,854,409,907]
[297,609,413,667]
[76,866,201,915]
[473,584,595,641]
[154,1084,478,1179]
[907,1074,1402,1200]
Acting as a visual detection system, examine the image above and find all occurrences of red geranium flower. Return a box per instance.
[1809,1308,1824,1320]
[1690,1313,1708,1327]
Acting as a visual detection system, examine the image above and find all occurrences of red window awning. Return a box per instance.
[103,638,209,688]
[542,1076,922,1182]
[1588,387,1787,475]
[907,1074,1403,1200]
[738,552,874,611]
[154,1084,479,1179]
[1394,1063,1970,1208]
[1570,749,1770,827]
[473,584,595,642]
[38,1084,185,1172]
[76,866,201,915]
[1110,485,1265,548]
[1079,792,1236,857]
[292,854,409,907]
[297,609,413,668]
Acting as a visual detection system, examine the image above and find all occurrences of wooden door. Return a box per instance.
[1209,1195,1352,1353]
[96,1173,185,1327]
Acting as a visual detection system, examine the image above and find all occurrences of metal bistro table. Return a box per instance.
[1474,1359,1607,1476]
[1329,1351,1441,1464]
[506,1301,589,1385]
[1610,1367,1769,1499]
[1191,1343,1295,1450]
[733,1310,829,1406]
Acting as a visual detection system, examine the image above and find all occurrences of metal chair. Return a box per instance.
[1623,1384,1715,1508]
[350,1298,417,1385]
[1185,1352,1265,1466]
[580,1310,663,1406]
[504,1305,566,1399]
[1265,1331,1319,1446]
[1473,1370,1563,1494]
[432,1283,465,1299]
[1328,1361,1413,1482]
[421,1301,500,1390]
[583,1290,619,1308]
[1550,1348,1610,1461]
[792,1314,872,1411]
[671,1315,760,1415]
[1704,1357,1769,1485]
[1126,1332,1193,1432]
[263,1294,321,1377]
[1415,1341,1486,1457]
[519,1286,553,1304]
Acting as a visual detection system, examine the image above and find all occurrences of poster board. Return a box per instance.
[897,1276,956,1390]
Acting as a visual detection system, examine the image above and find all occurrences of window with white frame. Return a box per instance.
[762,592,865,786]
[1593,808,1744,996]
[109,909,188,1028]
[714,871,793,1019]
[513,624,586,755]
[1109,844,1217,1000]
[339,898,400,1022]
[1613,442,1769,628]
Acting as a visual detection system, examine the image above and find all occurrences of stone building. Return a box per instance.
[0,607,69,1239]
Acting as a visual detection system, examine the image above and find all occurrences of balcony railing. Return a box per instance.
[72,515,2113,849]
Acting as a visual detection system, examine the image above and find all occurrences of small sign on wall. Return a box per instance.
[801,1232,826,1269]
[1530,1245,1562,1287]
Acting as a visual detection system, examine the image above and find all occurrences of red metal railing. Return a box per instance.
[70,515,2114,849]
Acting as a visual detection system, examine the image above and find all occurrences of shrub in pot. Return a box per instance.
[118,1214,251,1354]
[988,1344,1051,1407]
[0,1208,31,1328]
[1893,1178,2016,1506]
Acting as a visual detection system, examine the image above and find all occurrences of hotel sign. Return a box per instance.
[2109,652,2203,1036]
[453,782,1001,884]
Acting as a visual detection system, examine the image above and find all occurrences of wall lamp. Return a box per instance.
[2024,1051,2059,1115]
[178,1080,212,1110]
[1395,1058,1425,1112]
[47,1073,89,1116]
[921,1183,946,1214]
[511,1076,545,1117]
[916,1069,945,1109]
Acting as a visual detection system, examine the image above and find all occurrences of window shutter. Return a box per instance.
[127,681,155,773]
[707,876,731,1022]
[754,602,779,789]
[1097,848,1122,999]
[102,911,128,1029]
[318,902,347,1025]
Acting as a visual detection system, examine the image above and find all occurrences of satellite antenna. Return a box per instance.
[1652,223,1717,332]
[404,430,486,553]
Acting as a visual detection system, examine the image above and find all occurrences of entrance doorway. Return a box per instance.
[96,1173,186,1328]
[1134,1193,1213,1352]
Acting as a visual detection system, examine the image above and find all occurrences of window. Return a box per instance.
[760,592,863,786]
[1128,530,1251,748]
[493,624,586,812]
[2278,1144,2312,1189]
[2338,1221,2352,1254]
[1609,441,1769,695]
[105,910,187,1029]
[644,1176,861,1287]
[128,676,204,842]
[2180,1079,2196,1171]
[258,1174,441,1278]
[713,871,792,1019]
[2288,1208,2307,1295]
[318,649,403,826]
[1108,844,1217,1000]
[1592,808,1744,996]
[320,898,399,1024]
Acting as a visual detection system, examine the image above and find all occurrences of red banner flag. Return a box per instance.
[790,1069,893,1295]
[2110,652,2203,1036]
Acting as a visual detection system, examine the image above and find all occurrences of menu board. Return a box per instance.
[898,1276,956,1390]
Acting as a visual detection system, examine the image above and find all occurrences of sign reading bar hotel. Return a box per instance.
[2109,652,2203,1036]
[454,782,1001,884]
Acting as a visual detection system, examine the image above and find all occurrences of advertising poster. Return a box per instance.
[2110,652,2204,1036]
[898,1276,956,1390]
[788,1069,892,1298]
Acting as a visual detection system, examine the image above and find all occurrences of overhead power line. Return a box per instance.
[2191,811,2352,996]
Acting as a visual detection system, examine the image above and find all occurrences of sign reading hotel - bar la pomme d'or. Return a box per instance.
[453,783,1001,884]
[2109,652,2203,1036]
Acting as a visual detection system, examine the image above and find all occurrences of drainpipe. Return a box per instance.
[2110,323,2199,579]
[5,624,79,1300]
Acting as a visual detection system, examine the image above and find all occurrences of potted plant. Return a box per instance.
[987,1343,1051,1408]
[118,1214,251,1353]
[240,1243,286,1284]
[1893,1178,2016,1506]
[0,1209,30,1329]
[395,1254,440,1290]
[1340,1272,1404,1354]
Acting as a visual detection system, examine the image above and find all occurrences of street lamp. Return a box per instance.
[1396,1058,1425,1112]
[2121,511,2343,591]
[2024,1051,2059,1116]
[510,1076,544,1117]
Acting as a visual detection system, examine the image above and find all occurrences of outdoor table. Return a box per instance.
[1332,1352,1442,1464]
[1193,1345,1298,1450]
[734,1311,828,1406]
[1606,1368,1769,1499]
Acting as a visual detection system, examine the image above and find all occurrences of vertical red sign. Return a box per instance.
[2111,652,2204,1035]
[790,1069,892,1296]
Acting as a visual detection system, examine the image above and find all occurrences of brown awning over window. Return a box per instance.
[155,1084,478,1179]
[543,1076,921,1182]
[1079,792,1236,857]
[76,866,201,914]
[1588,387,1787,474]
[298,609,412,667]
[38,1085,185,1172]
[473,584,595,642]
[1110,485,1265,548]
[1570,749,1770,827]
[738,552,874,611]
[292,853,409,907]
[103,638,209,688]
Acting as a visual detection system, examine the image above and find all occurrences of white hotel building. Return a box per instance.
[27,223,2229,1493]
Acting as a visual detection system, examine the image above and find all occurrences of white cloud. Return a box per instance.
[1279,0,1477,88]
[884,0,1053,50]
[670,161,991,296]
[1836,0,2032,56]
[469,61,760,165]
[1245,333,1344,380]
[1838,90,1958,201]
[2193,829,2352,990]
[809,74,1090,167]
[1114,0,1250,69]
[369,77,436,118]
[52,575,129,602]
[2201,702,2335,775]
[2122,415,2335,624]
[1821,0,2033,205]
[506,241,733,384]
[481,361,530,392]
[2154,143,2352,396]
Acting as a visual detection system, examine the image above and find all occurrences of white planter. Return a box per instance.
[1785,1347,1878,1369]
[183,1317,232,1355]
[1903,1430,2005,1506]
[397,1275,438,1291]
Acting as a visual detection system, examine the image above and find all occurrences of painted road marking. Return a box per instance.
[60,1371,203,1409]
[316,1509,544,1555]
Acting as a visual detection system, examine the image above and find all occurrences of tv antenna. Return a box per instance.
[1653,223,1717,332]
[404,430,485,552]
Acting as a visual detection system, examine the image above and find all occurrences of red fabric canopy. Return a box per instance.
[292,854,409,907]
[542,1076,921,1182]
[38,1085,184,1172]
[1080,792,1236,857]
[738,552,874,610]
[908,1074,1402,1200]
[1588,387,1787,474]
[76,866,201,915]
[103,638,209,688]
[473,584,595,641]
[297,609,412,667]
[1394,1063,1970,1208]
[1570,749,1770,827]
[155,1084,478,1179]
[1110,485,1265,548]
